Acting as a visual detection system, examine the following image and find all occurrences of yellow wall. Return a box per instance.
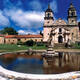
[0,37,5,44]
[5,38,17,44]
[4,37,43,44]
[20,38,42,43]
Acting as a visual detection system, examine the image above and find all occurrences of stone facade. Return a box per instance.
[43,3,80,46]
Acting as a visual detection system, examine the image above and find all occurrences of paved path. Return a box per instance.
[54,49,80,53]
[0,49,80,55]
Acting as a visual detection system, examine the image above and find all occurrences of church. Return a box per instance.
[43,3,80,46]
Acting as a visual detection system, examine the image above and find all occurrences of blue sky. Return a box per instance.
[0,0,80,34]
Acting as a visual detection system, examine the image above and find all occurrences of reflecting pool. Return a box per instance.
[0,52,80,74]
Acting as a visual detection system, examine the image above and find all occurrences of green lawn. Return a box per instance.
[0,43,80,53]
[0,44,47,52]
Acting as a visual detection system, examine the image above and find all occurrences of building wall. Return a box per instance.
[3,37,43,44]
[69,26,79,43]
[0,37,5,44]
[5,38,18,44]
[20,38,42,43]
[43,25,80,44]
[43,27,51,42]
[44,19,54,26]
[52,27,68,43]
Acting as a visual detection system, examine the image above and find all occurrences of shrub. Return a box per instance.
[36,42,44,46]
[24,40,36,46]
[17,41,23,45]
[72,42,80,49]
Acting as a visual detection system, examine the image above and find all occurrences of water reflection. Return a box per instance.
[0,54,43,74]
[43,52,80,74]
[0,52,80,74]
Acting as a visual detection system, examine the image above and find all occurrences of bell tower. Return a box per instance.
[44,4,54,27]
[68,3,77,25]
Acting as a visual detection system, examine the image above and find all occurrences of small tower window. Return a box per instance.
[72,20,74,23]
[71,12,75,16]
[71,12,73,16]
[47,13,50,17]
[47,21,49,23]
[59,28,62,33]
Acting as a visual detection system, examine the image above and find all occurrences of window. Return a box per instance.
[72,20,74,23]
[41,39,43,42]
[72,33,74,35]
[8,40,10,42]
[59,28,62,33]
[47,13,50,17]
[47,21,49,23]
[35,39,37,42]
[48,33,49,35]
[18,39,20,41]
[71,12,75,16]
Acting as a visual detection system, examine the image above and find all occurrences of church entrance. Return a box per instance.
[58,36,63,43]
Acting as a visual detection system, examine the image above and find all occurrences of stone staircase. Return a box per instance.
[54,43,66,48]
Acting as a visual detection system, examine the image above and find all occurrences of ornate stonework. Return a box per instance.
[43,3,80,46]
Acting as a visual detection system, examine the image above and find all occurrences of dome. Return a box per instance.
[45,4,53,12]
[68,3,76,11]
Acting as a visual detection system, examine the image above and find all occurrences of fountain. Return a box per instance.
[42,29,58,61]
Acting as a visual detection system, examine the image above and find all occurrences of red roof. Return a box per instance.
[5,35,16,38]
[4,35,43,38]
[0,34,5,37]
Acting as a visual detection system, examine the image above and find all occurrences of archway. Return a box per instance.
[58,36,63,43]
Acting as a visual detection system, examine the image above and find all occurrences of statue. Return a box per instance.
[47,29,54,47]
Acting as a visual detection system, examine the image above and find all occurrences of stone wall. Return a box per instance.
[0,66,80,80]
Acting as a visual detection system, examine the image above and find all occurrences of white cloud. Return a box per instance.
[18,30,40,35]
[0,11,10,27]
[4,9,44,28]
[29,0,42,11]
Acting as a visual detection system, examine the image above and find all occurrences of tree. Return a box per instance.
[40,31,43,36]
[24,40,36,46]
[0,27,18,35]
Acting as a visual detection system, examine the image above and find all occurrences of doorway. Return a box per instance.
[58,36,63,43]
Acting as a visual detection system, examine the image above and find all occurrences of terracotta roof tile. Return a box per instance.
[0,34,5,37]
[5,35,43,38]
[5,35,16,38]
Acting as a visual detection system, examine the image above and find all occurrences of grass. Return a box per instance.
[0,43,80,53]
[72,43,80,49]
[0,44,47,52]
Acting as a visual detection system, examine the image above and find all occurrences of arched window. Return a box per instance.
[72,20,74,23]
[71,12,75,16]
[59,28,62,33]
[47,13,50,17]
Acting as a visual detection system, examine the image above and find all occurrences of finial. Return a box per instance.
[70,0,74,7]
[70,2,73,5]
[70,2,74,8]
[48,3,50,9]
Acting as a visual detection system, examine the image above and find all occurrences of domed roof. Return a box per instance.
[68,3,76,11]
[54,18,67,25]
[45,4,53,12]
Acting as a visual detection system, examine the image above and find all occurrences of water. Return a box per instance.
[0,52,80,74]
[0,54,43,74]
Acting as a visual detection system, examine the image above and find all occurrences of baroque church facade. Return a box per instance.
[43,3,80,46]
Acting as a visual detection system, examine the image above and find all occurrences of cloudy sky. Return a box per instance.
[0,0,80,34]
